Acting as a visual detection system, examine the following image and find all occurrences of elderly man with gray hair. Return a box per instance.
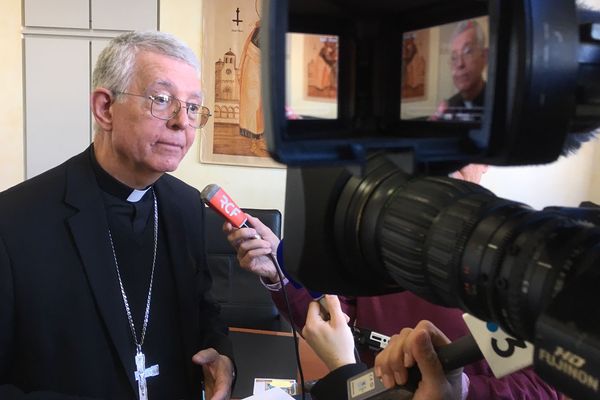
[0,31,234,400]
[435,19,488,123]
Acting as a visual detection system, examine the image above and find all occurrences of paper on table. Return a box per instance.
[253,378,297,395]
[241,387,295,400]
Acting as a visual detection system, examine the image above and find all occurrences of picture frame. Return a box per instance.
[303,34,338,102]
[199,0,284,168]
[401,28,429,103]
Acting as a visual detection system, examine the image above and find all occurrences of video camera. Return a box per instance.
[260,0,600,399]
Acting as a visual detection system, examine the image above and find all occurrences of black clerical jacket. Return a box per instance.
[0,148,233,399]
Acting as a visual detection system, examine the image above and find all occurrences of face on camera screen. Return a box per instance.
[401,16,489,123]
[285,33,339,120]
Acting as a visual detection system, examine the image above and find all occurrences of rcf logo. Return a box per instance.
[219,195,242,217]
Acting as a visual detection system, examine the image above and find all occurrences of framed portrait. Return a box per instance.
[401,28,429,102]
[200,0,284,168]
[286,33,339,120]
[303,34,338,101]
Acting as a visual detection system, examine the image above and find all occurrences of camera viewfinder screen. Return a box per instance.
[285,33,339,120]
[401,16,489,122]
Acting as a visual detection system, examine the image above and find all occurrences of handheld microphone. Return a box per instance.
[347,333,482,400]
[200,184,249,228]
[200,187,332,320]
[348,314,534,399]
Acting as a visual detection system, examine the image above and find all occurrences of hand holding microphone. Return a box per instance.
[201,184,281,283]
[373,321,466,400]
[201,183,331,318]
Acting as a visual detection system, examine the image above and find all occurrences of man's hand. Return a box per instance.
[223,214,280,282]
[302,295,356,371]
[374,320,466,400]
[192,348,234,400]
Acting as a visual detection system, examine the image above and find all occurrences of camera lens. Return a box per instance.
[339,157,600,341]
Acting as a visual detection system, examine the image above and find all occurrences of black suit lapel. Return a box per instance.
[154,180,201,388]
[63,151,138,393]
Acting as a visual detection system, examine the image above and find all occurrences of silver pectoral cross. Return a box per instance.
[134,351,159,400]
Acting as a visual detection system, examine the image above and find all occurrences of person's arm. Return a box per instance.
[302,295,356,371]
[0,238,97,400]
[192,203,235,399]
[224,215,358,330]
[192,270,235,400]
[302,295,367,399]
[374,323,561,400]
[450,164,488,183]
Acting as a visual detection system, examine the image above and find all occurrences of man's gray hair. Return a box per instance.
[92,31,200,94]
[451,19,486,49]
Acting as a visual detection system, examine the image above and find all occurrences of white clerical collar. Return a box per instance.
[127,187,151,203]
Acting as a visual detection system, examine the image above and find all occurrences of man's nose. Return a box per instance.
[167,102,189,130]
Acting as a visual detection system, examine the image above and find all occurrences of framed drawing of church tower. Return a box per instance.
[200,0,283,168]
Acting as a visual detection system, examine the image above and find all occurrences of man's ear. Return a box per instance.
[91,88,114,131]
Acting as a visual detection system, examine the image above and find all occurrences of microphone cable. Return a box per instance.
[269,252,364,399]
[269,253,307,400]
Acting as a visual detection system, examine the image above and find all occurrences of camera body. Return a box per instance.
[261,0,589,170]
[260,0,600,398]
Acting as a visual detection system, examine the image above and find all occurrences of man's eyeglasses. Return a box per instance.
[114,91,212,129]
[449,45,482,67]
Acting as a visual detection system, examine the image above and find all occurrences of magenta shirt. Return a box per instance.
[272,285,562,400]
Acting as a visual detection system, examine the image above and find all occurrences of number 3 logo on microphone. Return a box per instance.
[463,314,534,378]
[487,322,528,358]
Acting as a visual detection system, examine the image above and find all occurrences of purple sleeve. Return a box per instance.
[270,283,313,330]
[272,289,562,399]
[466,364,562,400]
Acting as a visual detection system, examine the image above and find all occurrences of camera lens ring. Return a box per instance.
[498,216,563,338]
[519,223,600,339]
[335,154,409,286]
[462,204,533,322]
[361,170,411,279]
[378,176,481,300]
[424,190,497,307]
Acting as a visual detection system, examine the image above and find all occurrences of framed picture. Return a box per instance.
[401,28,429,102]
[200,0,284,168]
[286,33,339,120]
[303,34,338,101]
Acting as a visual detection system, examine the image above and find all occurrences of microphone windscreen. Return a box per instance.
[200,183,220,202]
[201,184,248,228]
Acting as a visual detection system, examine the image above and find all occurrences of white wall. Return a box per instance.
[160,0,287,212]
[0,0,287,213]
[2,0,599,216]
[0,0,24,189]
[481,140,599,209]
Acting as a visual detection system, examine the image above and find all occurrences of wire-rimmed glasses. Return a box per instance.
[449,45,482,67]
[114,91,212,129]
